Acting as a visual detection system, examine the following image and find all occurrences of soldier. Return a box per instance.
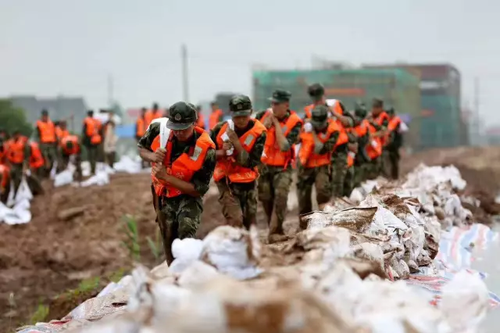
[36,109,58,177]
[209,102,224,130]
[254,90,303,243]
[385,107,404,179]
[60,134,83,182]
[211,95,266,230]
[82,110,102,175]
[4,130,31,196]
[355,104,383,181]
[145,103,163,128]
[138,102,216,264]
[196,105,206,130]
[55,120,70,142]
[297,105,339,228]
[0,164,9,203]
[367,98,389,177]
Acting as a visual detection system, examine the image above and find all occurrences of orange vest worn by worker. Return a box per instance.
[197,113,205,129]
[29,142,45,169]
[36,120,57,144]
[365,120,382,159]
[305,101,349,149]
[213,120,266,183]
[260,111,303,168]
[84,117,102,145]
[298,119,339,169]
[372,111,390,146]
[345,128,356,168]
[209,109,223,130]
[55,126,70,141]
[60,135,80,155]
[0,164,9,189]
[6,138,26,164]
[136,117,147,138]
[150,127,215,198]
[145,110,162,128]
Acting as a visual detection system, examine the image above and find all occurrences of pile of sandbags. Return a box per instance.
[0,176,33,225]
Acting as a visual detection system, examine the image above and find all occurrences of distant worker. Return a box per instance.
[211,95,267,230]
[82,110,102,175]
[367,98,389,177]
[59,135,83,182]
[305,84,353,198]
[196,105,205,129]
[0,164,9,203]
[27,140,45,195]
[385,107,406,180]
[0,128,9,142]
[209,102,224,130]
[138,102,216,264]
[103,111,118,169]
[5,130,31,196]
[36,109,57,177]
[136,108,148,141]
[297,105,339,228]
[55,120,70,142]
[145,102,163,128]
[254,90,303,243]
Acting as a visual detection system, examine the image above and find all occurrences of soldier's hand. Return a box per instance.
[153,148,166,163]
[263,113,274,128]
[226,128,239,143]
[152,163,168,181]
[222,141,233,152]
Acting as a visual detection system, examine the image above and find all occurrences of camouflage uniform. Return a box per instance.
[255,101,302,241]
[385,108,403,180]
[59,143,83,182]
[342,131,358,197]
[368,99,389,178]
[36,119,57,177]
[297,120,339,227]
[138,102,216,262]
[211,96,266,230]
[7,137,31,197]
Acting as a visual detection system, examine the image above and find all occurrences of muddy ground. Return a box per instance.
[2,146,500,332]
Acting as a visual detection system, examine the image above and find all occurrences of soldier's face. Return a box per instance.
[233,115,250,129]
[271,102,288,118]
[173,125,195,142]
[372,106,382,115]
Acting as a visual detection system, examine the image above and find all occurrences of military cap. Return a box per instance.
[167,102,197,130]
[229,95,253,116]
[386,106,395,116]
[269,89,291,103]
[372,97,384,108]
[310,105,329,129]
[41,109,49,115]
[307,83,325,101]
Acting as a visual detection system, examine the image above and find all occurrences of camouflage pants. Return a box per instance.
[258,165,293,236]
[297,165,331,218]
[86,145,98,174]
[217,181,258,230]
[386,149,400,180]
[157,194,202,263]
[353,163,369,189]
[343,167,355,197]
[365,157,381,180]
[9,163,24,197]
[40,143,58,177]
[27,172,44,196]
[331,151,347,198]
[0,171,10,203]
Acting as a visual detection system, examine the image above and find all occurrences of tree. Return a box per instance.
[0,99,33,137]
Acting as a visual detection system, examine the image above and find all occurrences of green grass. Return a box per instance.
[28,303,49,325]
[121,214,141,262]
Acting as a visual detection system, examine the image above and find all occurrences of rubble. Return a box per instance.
[13,164,500,333]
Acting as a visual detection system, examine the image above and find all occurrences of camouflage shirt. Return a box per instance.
[210,120,267,169]
[254,110,302,151]
[138,122,216,197]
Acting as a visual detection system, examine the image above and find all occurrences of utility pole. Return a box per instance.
[181,44,189,102]
[473,77,480,146]
[107,74,114,108]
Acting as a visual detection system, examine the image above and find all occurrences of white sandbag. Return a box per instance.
[6,179,15,207]
[3,199,31,225]
[220,120,235,156]
[54,169,74,187]
[80,171,110,187]
[16,177,33,202]
[169,238,204,274]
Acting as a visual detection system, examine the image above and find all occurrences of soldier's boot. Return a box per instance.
[268,210,288,244]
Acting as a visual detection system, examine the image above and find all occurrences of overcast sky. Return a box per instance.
[1,0,500,125]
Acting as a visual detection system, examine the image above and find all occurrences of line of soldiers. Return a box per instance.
[137,84,405,263]
[0,108,127,202]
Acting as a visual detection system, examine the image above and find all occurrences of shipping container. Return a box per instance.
[252,68,421,149]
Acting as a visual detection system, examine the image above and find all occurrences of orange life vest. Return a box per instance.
[151,127,215,198]
[56,126,70,141]
[36,120,57,143]
[305,103,348,149]
[84,117,102,144]
[209,109,224,130]
[304,101,343,119]
[372,111,390,146]
[298,119,339,169]
[260,111,303,167]
[136,117,147,137]
[6,138,26,164]
[197,113,205,129]
[213,120,266,183]
[145,110,163,128]
[366,121,382,159]
[347,152,355,168]
[0,164,9,188]
[387,116,402,132]
[29,142,45,169]
[61,135,80,155]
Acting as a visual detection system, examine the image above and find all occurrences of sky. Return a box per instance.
[1,0,500,125]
